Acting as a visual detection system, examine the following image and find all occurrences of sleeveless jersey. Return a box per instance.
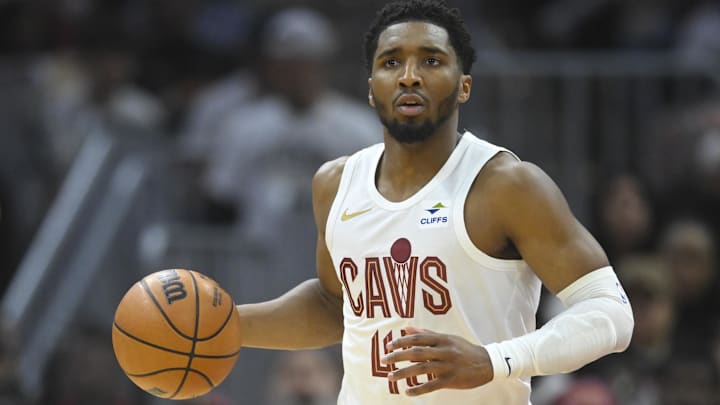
[325,132,542,404]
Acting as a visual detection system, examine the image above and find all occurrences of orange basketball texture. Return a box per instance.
[112,269,242,400]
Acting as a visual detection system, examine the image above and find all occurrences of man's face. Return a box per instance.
[264,57,325,110]
[369,21,471,143]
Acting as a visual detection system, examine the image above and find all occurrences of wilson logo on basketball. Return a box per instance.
[339,238,452,318]
[156,270,188,305]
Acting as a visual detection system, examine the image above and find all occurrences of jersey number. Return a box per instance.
[370,329,434,394]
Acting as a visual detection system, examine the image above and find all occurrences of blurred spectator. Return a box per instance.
[531,374,573,405]
[178,70,258,165]
[265,349,341,405]
[620,256,674,365]
[551,377,615,405]
[32,19,166,178]
[177,0,259,162]
[134,4,237,134]
[659,360,719,405]
[659,219,719,359]
[675,1,720,70]
[640,103,703,203]
[686,126,720,231]
[587,254,674,405]
[174,3,260,221]
[644,100,720,235]
[593,174,655,262]
[198,7,380,273]
[31,52,93,174]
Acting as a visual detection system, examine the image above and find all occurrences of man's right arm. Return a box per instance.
[235,158,347,350]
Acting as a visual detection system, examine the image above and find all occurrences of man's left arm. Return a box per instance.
[480,160,634,380]
[382,159,634,395]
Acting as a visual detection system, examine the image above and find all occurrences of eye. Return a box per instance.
[384,58,400,68]
[426,57,441,66]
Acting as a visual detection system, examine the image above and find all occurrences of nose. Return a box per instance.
[398,60,422,88]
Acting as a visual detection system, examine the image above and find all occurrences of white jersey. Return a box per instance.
[326,132,542,404]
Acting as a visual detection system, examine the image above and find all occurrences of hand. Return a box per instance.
[381,327,494,396]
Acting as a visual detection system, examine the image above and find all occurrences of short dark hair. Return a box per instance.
[363,0,476,74]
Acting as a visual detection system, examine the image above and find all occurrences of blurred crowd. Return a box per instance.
[1,0,720,404]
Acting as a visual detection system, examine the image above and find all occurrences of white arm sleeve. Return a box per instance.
[484,266,634,380]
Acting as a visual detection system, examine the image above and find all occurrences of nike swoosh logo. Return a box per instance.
[341,207,372,221]
[505,357,512,376]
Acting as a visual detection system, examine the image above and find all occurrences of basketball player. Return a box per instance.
[236,1,634,403]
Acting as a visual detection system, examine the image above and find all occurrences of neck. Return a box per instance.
[376,113,461,201]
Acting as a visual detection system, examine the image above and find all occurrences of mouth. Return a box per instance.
[394,93,426,117]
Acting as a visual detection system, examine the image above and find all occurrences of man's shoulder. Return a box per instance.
[315,156,349,184]
[474,153,554,203]
[312,156,350,228]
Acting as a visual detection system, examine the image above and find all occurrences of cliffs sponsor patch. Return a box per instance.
[418,201,450,228]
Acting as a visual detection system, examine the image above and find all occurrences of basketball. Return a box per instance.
[112,269,242,400]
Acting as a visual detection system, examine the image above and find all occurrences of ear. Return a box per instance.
[368,77,375,108]
[457,74,472,104]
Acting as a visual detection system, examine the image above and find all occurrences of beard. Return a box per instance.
[375,87,459,144]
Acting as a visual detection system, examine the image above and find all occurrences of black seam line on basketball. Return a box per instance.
[127,367,214,388]
[126,367,188,377]
[170,270,204,399]
[113,322,240,359]
[113,322,192,356]
[140,279,194,341]
[192,350,241,359]
[197,299,235,341]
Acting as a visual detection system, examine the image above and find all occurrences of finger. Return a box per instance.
[405,376,446,396]
[386,332,439,351]
[387,359,443,381]
[402,326,431,335]
[382,346,440,365]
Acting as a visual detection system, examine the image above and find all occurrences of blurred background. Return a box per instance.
[1,0,720,404]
